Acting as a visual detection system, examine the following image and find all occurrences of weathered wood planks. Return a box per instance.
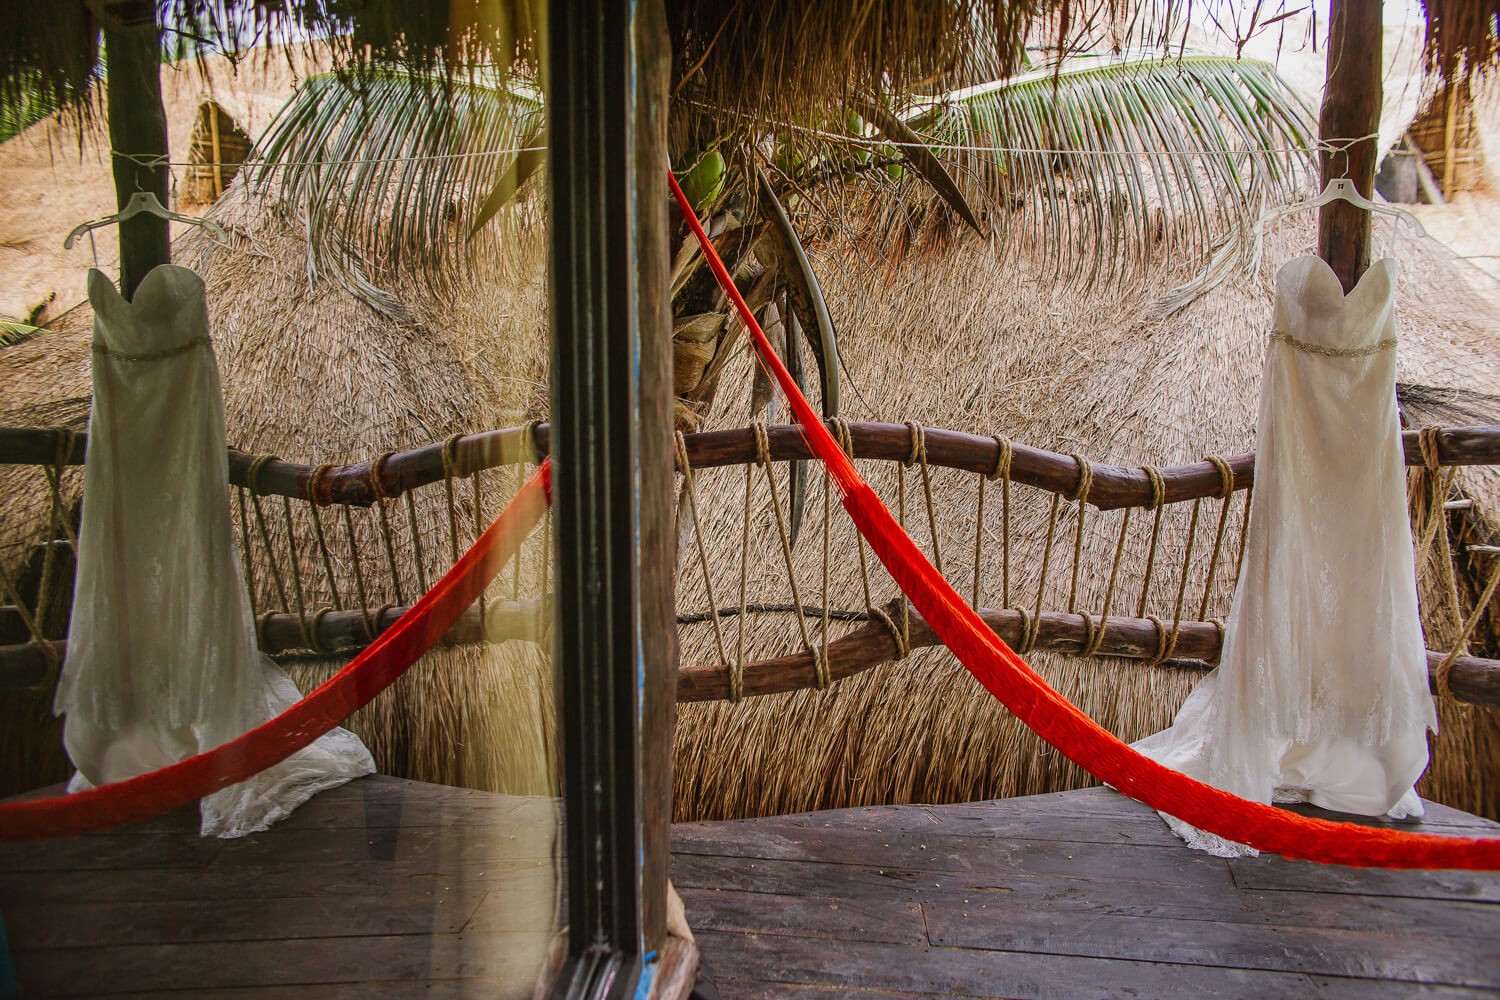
[672,784,1500,997]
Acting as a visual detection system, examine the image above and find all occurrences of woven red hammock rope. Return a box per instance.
[669,168,1500,869]
[0,463,551,842]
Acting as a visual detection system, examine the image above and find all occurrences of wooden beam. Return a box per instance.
[10,601,1500,708]
[673,601,1500,711]
[1318,0,1382,293]
[98,4,170,300]
[5,423,1500,510]
[546,0,675,992]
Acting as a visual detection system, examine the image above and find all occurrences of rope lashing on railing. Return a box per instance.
[0,462,551,842]
[671,167,1500,869]
[1436,548,1500,702]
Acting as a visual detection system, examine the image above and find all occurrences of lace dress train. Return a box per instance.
[54,265,374,838]
[1132,256,1437,857]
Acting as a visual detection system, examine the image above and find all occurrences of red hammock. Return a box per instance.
[0,464,552,841]
[668,168,1500,870]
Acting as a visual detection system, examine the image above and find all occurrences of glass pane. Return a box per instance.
[0,9,563,997]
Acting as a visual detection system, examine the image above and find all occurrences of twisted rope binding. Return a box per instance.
[989,436,1014,482]
[1068,452,1094,503]
[368,452,393,501]
[520,420,541,465]
[868,602,910,660]
[1419,426,1444,473]
[1014,606,1039,654]
[1145,613,1178,665]
[256,611,276,652]
[1078,609,1101,657]
[307,462,335,508]
[904,420,925,466]
[309,607,336,656]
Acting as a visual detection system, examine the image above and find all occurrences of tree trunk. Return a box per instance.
[1317,0,1382,293]
[100,3,169,300]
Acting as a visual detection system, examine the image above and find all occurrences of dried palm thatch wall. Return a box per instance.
[671,216,1500,823]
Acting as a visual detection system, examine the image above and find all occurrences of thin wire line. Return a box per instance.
[110,145,549,170]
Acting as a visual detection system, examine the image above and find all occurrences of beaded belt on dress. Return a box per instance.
[91,335,211,363]
[1269,330,1396,358]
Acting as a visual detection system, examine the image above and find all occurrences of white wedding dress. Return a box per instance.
[54,265,373,838]
[1132,255,1437,858]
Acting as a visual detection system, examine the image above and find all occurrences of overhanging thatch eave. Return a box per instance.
[6,1,1495,142]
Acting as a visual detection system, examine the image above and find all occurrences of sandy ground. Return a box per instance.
[0,49,317,323]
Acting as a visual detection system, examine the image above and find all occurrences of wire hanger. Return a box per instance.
[1255,177,1426,258]
[64,191,230,251]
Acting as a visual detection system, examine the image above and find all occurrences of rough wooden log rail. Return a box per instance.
[675,600,1500,709]
[5,599,1497,709]
[3,423,1498,511]
[0,598,547,690]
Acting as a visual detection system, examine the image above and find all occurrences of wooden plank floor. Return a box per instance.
[1,777,562,998]
[671,786,1500,999]
[6,778,1499,998]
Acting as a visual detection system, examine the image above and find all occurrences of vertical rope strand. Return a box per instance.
[1197,456,1236,621]
[306,465,344,610]
[735,461,753,696]
[235,487,259,617]
[755,423,826,688]
[1085,507,1133,657]
[471,467,487,619]
[1025,493,1062,652]
[675,432,732,695]
[370,454,407,606]
[1066,454,1094,614]
[1137,465,1167,618]
[341,502,376,642]
[1232,483,1254,592]
[404,490,429,596]
[247,456,292,616]
[280,495,314,649]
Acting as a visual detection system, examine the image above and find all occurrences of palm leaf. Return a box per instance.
[250,70,544,312]
[852,95,984,237]
[0,321,42,347]
[906,53,1318,287]
[757,168,839,419]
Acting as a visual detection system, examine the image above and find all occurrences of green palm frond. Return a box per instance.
[250,71,544,313]
[921,53,1317,286]
[0,321,43,347]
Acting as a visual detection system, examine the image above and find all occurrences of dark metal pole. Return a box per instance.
[98,1,170,300]
[547,0,674,995]
[1317,0,1382,293]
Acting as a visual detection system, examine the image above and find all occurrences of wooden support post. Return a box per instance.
[547,0,677,995]
[1318,0,1382,293]
[98,2,170,300]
